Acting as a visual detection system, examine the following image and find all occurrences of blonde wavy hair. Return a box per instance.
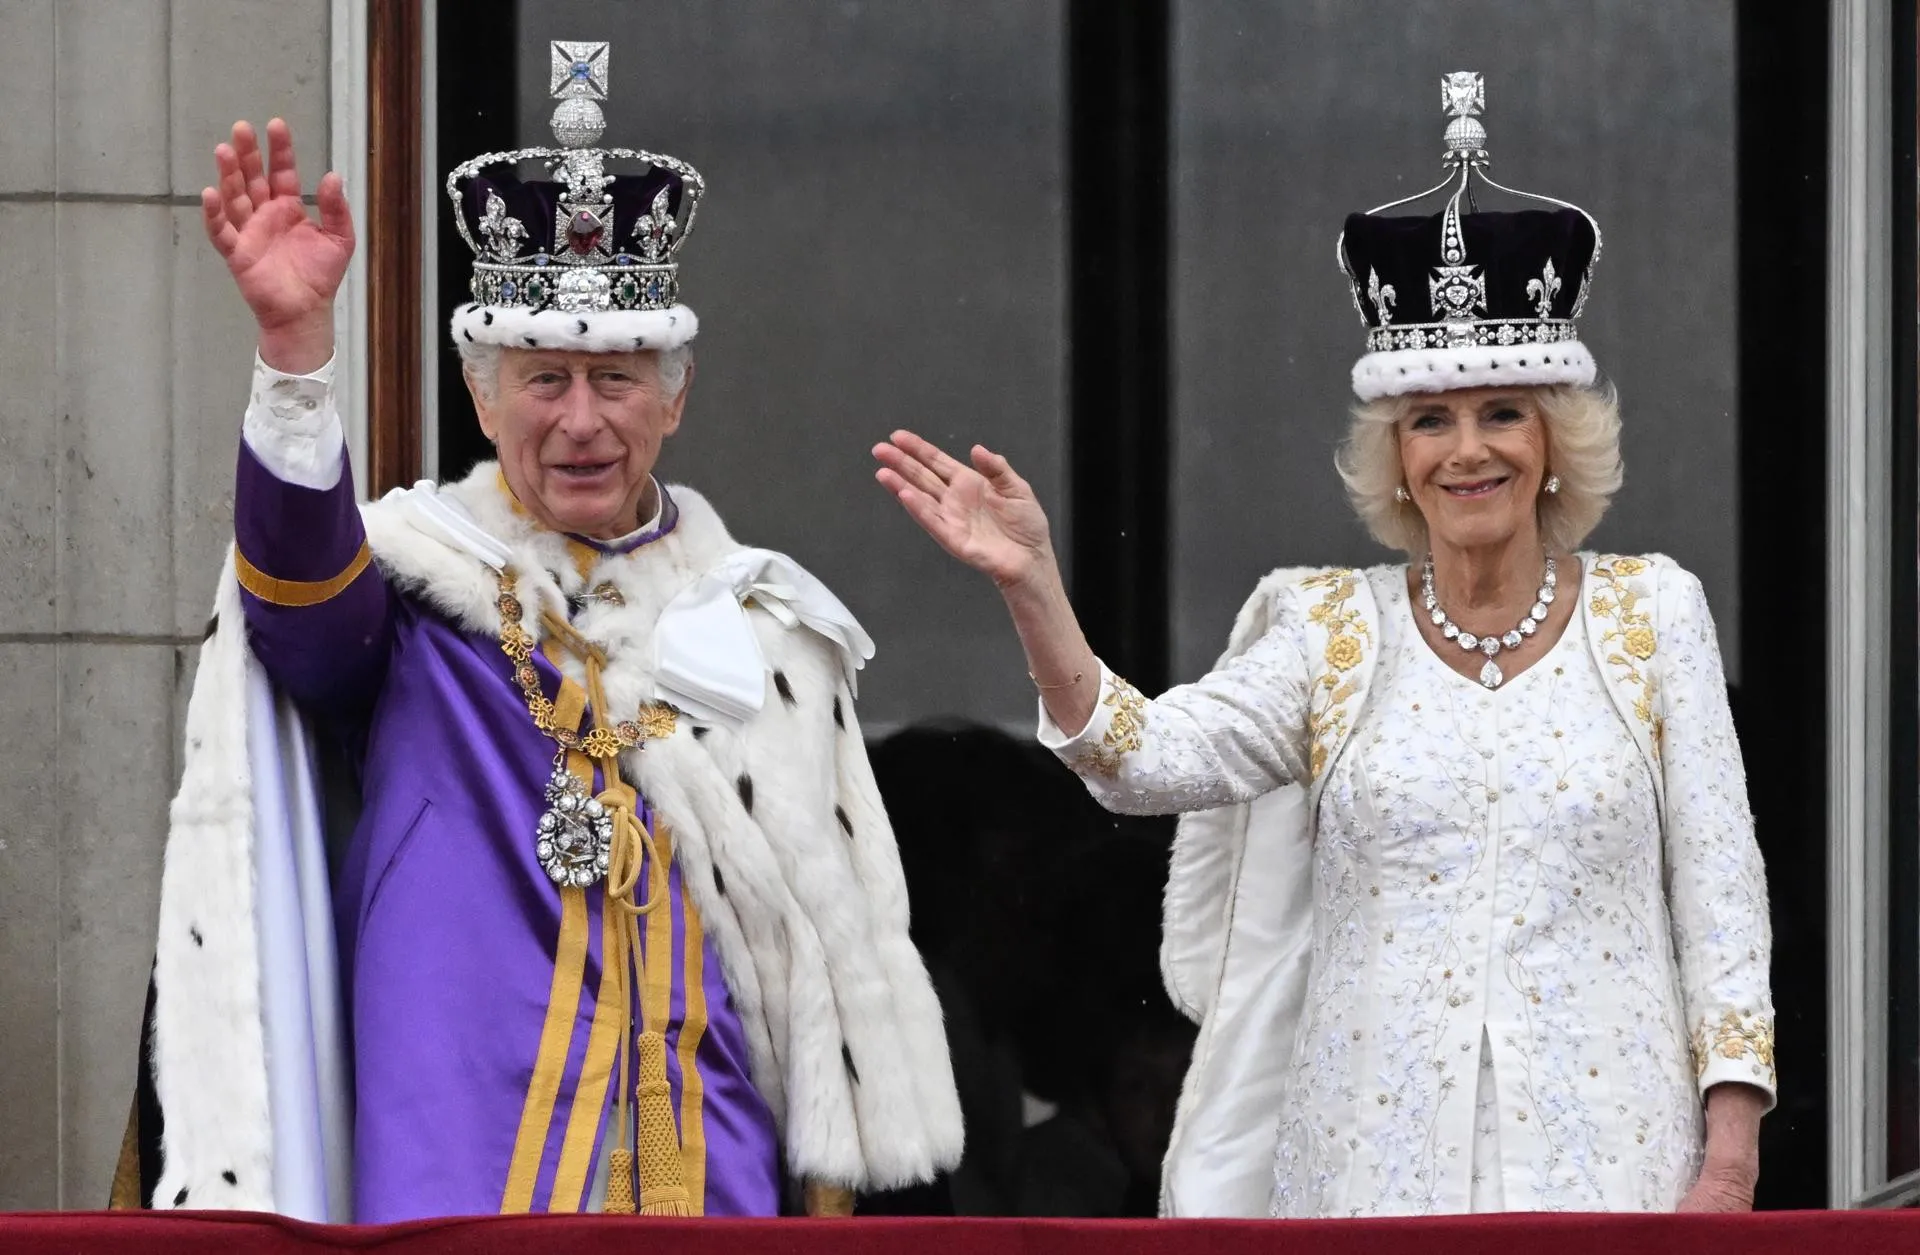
[1335,382,1623,555]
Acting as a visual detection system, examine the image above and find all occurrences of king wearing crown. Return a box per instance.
[120,40,961,1223]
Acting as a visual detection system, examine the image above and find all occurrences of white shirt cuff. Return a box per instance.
[1034,663,1120,751]
[242,352,345,491]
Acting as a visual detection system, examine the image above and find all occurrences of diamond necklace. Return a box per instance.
[1420,553,1557,690]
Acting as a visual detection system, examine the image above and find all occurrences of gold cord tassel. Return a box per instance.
[635,1031,692,1215]
[604,1148,637,1214]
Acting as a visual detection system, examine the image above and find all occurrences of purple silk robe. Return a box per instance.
[234,441,781,1222]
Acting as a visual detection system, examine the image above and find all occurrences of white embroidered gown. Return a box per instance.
[1040,561,1775,1216]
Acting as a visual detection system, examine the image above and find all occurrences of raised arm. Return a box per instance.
[203,119,391,712]
[873,432,1311,815]
[873,431,1101,733]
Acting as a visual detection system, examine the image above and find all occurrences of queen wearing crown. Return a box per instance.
[125,41,961,1223]
[877,73,1773,1217]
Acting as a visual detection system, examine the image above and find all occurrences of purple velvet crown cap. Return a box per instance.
[457,166,688,265]
[1342,208,1598,330]
[1341,71,1603,401]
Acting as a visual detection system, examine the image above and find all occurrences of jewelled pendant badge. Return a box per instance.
[537,763,615,888]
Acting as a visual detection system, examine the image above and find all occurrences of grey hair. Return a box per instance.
[457,340,693,404]
[1335,381,1624,555]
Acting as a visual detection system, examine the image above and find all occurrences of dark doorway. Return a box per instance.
[1733,0,1831,1210]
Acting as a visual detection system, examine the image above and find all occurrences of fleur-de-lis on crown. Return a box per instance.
[633,185,679,262]
[1366,268,1397,326]
[1526,258,1562,319]
[478,190,528,260]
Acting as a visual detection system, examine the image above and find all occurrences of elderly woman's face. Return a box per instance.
[471,348,690,539]
[1396,387,1550,554]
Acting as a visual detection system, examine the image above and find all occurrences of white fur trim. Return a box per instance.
[1350,339,1596,400]
[449,303,698,353]
[153,561,277,1211]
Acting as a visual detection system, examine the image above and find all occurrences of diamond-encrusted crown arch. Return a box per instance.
[445,38,707,318]
[446,146,707,259]
[1337,71,1603,361]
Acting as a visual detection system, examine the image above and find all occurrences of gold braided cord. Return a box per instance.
[576,630,670,920]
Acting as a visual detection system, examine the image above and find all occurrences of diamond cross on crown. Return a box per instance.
[550,40,609,100]
[1442,71,1484,118]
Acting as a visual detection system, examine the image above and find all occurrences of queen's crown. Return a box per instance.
[1338,72,1602,356]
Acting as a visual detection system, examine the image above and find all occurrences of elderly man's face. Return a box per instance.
[470,348,691,539]
[1396,386,1550,555]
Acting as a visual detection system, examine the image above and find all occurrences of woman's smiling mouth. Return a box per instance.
[1439,476,1509,499]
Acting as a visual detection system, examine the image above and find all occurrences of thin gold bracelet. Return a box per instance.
[1028,670,1085,692]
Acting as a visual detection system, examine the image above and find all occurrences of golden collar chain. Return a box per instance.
[497,569,679,756]
[496,566,679,893]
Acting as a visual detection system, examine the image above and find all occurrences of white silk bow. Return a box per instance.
[386,482,873,730]
[652,548,875,726]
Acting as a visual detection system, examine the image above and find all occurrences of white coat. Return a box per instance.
[1040,556,1774,1217]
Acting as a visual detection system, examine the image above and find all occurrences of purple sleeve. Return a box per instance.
[235,437,395,715]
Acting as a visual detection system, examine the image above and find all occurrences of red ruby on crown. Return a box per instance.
[567,208,605,255]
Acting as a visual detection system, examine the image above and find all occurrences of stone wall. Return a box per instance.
[0,0,333,1210]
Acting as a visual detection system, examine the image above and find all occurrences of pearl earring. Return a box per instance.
[1394,485,1411,503]
[1543,474,1560,495]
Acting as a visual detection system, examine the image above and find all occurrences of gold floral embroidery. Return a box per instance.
[1588,556,1663,762]
[1301,569,1370,781]
[1075,677,1148,779]
[1691,1011,1777,1087]
[1325,634,1363,672]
